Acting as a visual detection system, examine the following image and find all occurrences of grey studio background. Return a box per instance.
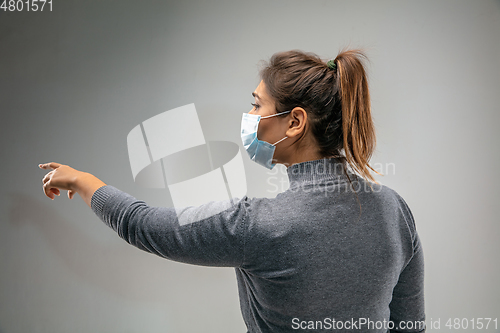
[1,0,499,332]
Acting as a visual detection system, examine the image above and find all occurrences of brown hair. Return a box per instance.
[259,48,381,187]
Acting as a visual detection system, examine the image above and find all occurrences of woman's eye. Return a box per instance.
[251,103,260,110]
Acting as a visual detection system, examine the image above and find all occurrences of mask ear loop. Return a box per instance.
[261,110,291,119]
[272,136,288,146]
[260,110,291,146]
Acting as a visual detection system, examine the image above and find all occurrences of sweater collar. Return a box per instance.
[286,157,351,188]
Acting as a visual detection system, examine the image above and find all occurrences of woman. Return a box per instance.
[40,49,425,333]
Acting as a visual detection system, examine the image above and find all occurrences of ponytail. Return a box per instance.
[335,49,381,184]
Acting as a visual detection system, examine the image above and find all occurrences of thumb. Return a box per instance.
[68,190,75,199]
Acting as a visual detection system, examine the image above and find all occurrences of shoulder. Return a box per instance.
[371,183,419,245]
[357,180,414,214]
[378,184,416,229]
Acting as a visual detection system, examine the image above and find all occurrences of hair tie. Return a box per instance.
[326,59,336,71]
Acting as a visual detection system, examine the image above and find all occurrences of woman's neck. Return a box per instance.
[280,146,324,168]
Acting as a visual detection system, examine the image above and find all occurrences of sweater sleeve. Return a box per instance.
[389,194,426,332]
[90,185,249,267]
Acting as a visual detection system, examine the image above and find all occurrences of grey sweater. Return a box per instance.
[91,157,425,333]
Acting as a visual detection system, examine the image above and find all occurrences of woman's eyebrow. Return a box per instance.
[252,92,264,102]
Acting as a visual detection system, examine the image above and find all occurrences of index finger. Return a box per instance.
[38,162,62,170]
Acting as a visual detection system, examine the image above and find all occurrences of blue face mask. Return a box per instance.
[241,110,291,169]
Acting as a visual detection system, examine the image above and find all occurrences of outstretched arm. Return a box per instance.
[39,162,106,208]
[39,161,248,267]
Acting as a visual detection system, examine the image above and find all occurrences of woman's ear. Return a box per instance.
[285,107,308,138]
